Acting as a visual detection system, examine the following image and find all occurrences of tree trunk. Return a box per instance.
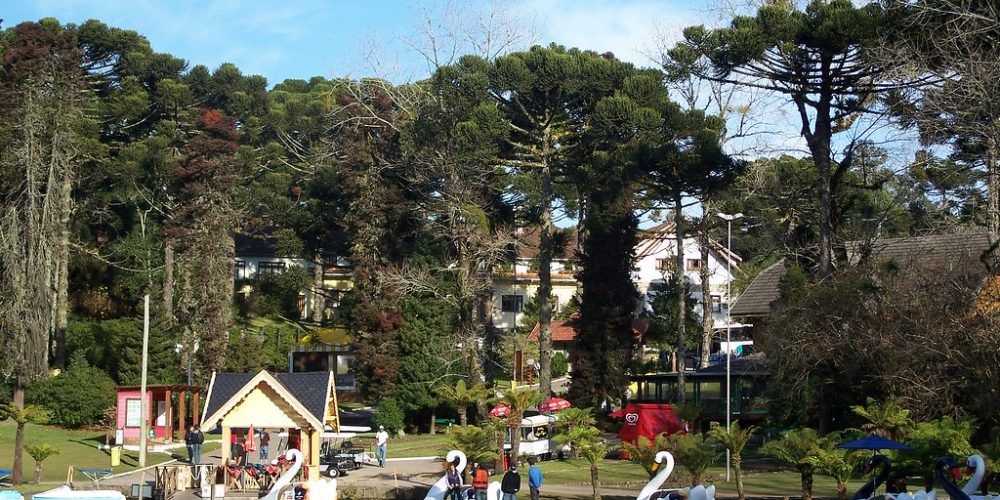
[163,240,174,324]
[590,463,601,500]
[430,408,436,435]
[674,194,687,402]
[537,163,554,399]
[734,459,745,500]
[312,251,325,322]
[458,406,468,427]
[698,207,714,369]
[987,143,999,238]
[34,462,42,484]
[509,419,522,462]
[13,386,25,485]
[53,174,71,370]
[801,468,814,500]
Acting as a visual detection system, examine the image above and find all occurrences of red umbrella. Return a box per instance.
[538,397,571,412]
[244,424,256,452]
[489,404,510,417]
[608,409,626,419]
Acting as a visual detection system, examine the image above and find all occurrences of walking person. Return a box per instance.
[527,457,543,500]
[185,425,196,463]
[472,463,490,500]
[501,465,521,500]
[260,429,271,463]
[445,463,464,500]
[375,425,389,468]
[189,425,204,464]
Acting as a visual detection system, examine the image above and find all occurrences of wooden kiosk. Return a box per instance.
[199,370,340,475]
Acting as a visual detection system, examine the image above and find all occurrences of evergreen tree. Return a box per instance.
[670,0,895,278]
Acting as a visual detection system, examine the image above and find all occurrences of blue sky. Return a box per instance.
[3,0,717,85]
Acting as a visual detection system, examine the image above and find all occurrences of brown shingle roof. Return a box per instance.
[846,231,994,269]
[729,259,787,318]
[728,231,996,318]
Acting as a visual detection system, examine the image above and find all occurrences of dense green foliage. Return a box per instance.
[28,355,115,429]
[1,5,1000,487]
[373,398,405,434]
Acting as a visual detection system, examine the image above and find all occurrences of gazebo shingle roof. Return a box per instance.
[729,259,787,318]
[202,371,333,426]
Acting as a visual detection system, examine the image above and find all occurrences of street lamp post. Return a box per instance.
[717,212,743,482]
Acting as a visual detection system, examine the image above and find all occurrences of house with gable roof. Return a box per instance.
[200,370,339,473]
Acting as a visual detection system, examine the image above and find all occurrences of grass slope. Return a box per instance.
[0,421,218,485]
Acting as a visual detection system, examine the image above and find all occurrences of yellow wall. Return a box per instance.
[221,383,309,429]
[322,278,354,291]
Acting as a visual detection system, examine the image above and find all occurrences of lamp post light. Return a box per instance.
[716,212,743,482]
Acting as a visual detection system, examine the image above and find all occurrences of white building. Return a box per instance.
[491,227,581,331]
[234,232,353,320]
[491,222,742,332]
[633,222,742,329]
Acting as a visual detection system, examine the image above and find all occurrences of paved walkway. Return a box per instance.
[86,450,641,499]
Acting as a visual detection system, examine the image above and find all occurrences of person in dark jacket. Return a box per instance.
[445,463,464,500]
[501,466,520,500]
[184,426,196,463]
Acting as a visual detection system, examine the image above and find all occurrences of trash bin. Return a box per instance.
[111,446,122,467]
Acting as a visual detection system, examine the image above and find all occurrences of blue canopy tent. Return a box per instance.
[836,434,914,452]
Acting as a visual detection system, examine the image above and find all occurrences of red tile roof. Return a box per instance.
[527,318,650,343]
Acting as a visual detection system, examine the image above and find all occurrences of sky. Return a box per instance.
[2,0,721,86]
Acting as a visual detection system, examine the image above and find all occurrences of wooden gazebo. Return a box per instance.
[115,384,203,443]
[200,370,339,474]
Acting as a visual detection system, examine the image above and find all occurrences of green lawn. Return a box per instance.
[522,458,890,497]
[342,432,452,458]
[0,420,219,484]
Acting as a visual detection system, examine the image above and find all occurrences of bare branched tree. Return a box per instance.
[881,0,1000,237]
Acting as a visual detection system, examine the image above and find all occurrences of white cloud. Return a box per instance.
[519,0,711,68]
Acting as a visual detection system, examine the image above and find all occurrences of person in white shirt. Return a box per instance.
[375,425,389,467]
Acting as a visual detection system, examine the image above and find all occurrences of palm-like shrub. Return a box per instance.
[761,427,822,500]
[708,422,756,500]
[622,433,672,478]
[850,397,914,440]
[437,380,489,426]
[811,433,862,500]
[555,425,607,500]
[669,432,721,485]
[495,386,541,459]
[25,443,59,484]
[444,425,499,466]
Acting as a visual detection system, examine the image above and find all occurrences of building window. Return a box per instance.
[501,294,524,313]
[257,261,286,278]
[235,260,248,280]
[711,295,722,313]
[655,258,670,271]
[686,259,702,271]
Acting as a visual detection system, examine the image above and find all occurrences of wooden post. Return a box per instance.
[139,295,150,467]
[310,429,321,469]
[178,390,187,440]
[221,426,231,463]
[165,389,173,442]
[193,391,201,426]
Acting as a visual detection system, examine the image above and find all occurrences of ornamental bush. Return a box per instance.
[551,351,569,378]
[373,397,405,434]
[28,353,115,428]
